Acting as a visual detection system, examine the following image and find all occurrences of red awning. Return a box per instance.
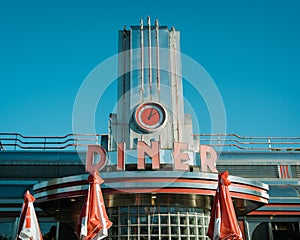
[16,190,43,240]
[207,171,243,240]
[77,171,112,240]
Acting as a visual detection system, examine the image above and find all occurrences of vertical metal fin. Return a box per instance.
[140,18,144,96]
[155,19,160,94]
[147,16,152,96]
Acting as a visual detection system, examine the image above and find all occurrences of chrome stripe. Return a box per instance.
[34,179,268,200]
[33,171,268,190]
[34,185,88,199]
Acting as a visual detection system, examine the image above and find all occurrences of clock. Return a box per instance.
[134,102,167,133]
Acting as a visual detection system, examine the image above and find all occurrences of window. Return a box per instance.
[252,222,300,240]
[108,205,210,239]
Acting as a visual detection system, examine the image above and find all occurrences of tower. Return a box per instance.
[109,17,197,154]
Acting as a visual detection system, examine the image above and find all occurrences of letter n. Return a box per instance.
[137,141,160,170]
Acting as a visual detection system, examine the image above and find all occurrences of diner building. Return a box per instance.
[0,18,299,240]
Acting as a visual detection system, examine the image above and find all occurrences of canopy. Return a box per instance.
[77,171,112,240]
[207,171,243,240]
[16,190,43,240]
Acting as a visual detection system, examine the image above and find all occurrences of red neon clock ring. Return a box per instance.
[134,102,167,132]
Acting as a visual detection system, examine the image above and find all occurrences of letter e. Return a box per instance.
[173,142,190,171]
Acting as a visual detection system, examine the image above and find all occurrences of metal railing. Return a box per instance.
[0,133,300,151]
[196,134,300,152]
[0,133,107,151]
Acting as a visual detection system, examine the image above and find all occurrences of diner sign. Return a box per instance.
[85,141,218,173]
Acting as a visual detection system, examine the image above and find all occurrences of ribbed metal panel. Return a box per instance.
[0,165,85,180]
[291,165,300,179]
[217,165,279,178]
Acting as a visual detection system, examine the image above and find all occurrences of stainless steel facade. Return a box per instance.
[0,18,300,240]
[0,143,300,239]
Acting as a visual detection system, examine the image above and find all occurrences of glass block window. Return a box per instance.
[108,205,210,239]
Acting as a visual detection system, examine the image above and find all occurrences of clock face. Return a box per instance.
[134,102,167,132]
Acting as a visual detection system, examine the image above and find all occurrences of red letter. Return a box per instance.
[137,141,160,170]
[117,142,125,170]
[173,142,190,171]
[200,145,218,172]
[85,145,107,173]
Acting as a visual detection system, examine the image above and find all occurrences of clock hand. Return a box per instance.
[147,108,157,120]
[147,108,154,120]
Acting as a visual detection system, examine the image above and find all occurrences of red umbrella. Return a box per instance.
[77,171,112,240]
[207,171,243,240]
[16,190,43,240]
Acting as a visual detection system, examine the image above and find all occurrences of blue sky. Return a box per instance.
[1,0,300,137]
